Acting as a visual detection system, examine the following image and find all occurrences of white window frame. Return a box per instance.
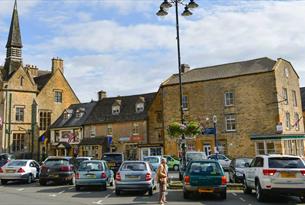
[224,91,234,106]
[15,107,24,122]
[136,103,144,113]
[112,106,120,115]
[54,91,63,103]
[225,114,236,132]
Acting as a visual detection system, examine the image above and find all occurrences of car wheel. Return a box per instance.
[183,190,190,199]
[173,165,179,171]
[115,189,120,195]
[220,191,227,200]
[1,179,7,185]
[255,180,265,202]
[26,174,33,184]
[243,178,252,194]
[75,185,81,191]
[39,180,47,186]
[148,187,153,196]
[300,196,305,203]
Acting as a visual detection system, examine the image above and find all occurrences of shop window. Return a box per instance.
[150,147,162,156]
[266,142,275,154]
[126,144,137,160]
[256,142,265,155]
[12,133,25,152]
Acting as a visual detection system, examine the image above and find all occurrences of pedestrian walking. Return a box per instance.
[157,158,168,205]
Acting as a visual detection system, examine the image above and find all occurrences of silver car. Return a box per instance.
[0,160,40,184]
[115,161,156,196]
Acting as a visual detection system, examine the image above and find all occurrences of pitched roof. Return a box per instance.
[162,57,277,86]
[6,0,22,48]
[85,92,156,124]
[34,72,52,90]
[300,87,305,111]
[50,101,97,129]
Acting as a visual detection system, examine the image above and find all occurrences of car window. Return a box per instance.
[144,157,159,163]
[187,153,206,161]
[218,155,226,160]
[120,162,147,171]
[79,162,104,171]
[44,159,69,166]
[188,162,222,176]
[253,157,263,167]
[235,158,252,168]
[103,154,123,161]
[249,158,256,167]
[103,162,108,170]
[268,157,305,168]
[7,161,27,167]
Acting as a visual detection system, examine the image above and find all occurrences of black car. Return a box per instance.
[228,158,252,183]
[39,156,75,185]
[0,153,16,168]
[102,153,124,174]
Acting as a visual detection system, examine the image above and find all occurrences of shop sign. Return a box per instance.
[119,136,129,142]
[60,130,80,144]
[130,135,144,142]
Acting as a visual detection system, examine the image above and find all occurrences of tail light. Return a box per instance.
[75,173,80,179]
[60,166,72,172]
[145,173,151,181]
[300,170,305,176]
[17,168,25,173]
[221,176,227,185]
[0,167,3,173]
[263,169,277,176]
[184,176,190,185]
[101,172,107,179]
[115,172,121,181]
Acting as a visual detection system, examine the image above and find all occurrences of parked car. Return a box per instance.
[75,160,114,191]
[143,156,162,171]
[228,158,252,183]
[183,160,227,200]
[208,154,231,171]
[0,160,40,185]
[39,156,75,185]
[115,161,156,196]
[0,153,16,168]
[243,155,305,202]
[102,152,124,174]
[179,151,207,180]
[164,155,180,171]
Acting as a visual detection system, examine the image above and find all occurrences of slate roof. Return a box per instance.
[34,72,52,90]
[50,101,97,129]
[300,87,305,111]
[85,92,156,124]
[162,57,277,86]
[6,1,22,48]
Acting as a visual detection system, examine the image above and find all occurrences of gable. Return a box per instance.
[7,66,37,92]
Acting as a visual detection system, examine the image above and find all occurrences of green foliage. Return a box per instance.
[167,121,201,138]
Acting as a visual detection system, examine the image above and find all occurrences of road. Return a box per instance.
[0,181,303,205]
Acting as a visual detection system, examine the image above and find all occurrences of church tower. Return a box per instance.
[4,0,23,80]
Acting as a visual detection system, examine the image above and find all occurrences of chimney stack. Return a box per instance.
[98,90,107,101]
[52,57,64,74]
[181,64,190,73]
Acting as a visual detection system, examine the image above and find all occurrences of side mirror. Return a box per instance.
[244,163,250,167]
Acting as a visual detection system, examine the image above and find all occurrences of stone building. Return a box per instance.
[0,1,79,159]
[157,58,305,158]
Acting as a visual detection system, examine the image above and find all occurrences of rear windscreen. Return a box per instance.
[7,161,27,167]
[103,154,123,161]
[268,157,305,168]
[79,162,103,171]
[120,162,147,171]
[188,162,222,176]
[144,157,159,163]
[186,153,205,161]
[44,159,69,166]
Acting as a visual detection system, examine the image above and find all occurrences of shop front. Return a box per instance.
[118,135,145,160]
[139,144,163,160]
[79,136,107,159]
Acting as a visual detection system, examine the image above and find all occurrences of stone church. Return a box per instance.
[0,1,79,159]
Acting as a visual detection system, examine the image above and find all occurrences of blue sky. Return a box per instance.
[1,0,305,102]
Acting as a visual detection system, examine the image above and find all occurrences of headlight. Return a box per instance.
[236,172,243,177]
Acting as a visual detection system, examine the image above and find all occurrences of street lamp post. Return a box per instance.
[156,0,199,169]
[213,115,218,160]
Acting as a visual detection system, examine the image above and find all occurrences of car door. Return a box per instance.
[29,161,37,177]
[247,157,263,188]
[228,159,235,181]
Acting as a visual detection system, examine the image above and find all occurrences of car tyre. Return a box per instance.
[1,179,7,185]
[173,165,179,171]
[255,180,265,202]
[115,189,120,196]
[39,180,47,186]
[243,178,252,194]
[75,185,81,191]
[220,191,227,200]
[183,190,190,199]
[26,174,33,184]
[148,187,153,196]
[300,196,305,203]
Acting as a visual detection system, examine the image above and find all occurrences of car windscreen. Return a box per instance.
[44,159,69,166]
[6,161,27,167]
[188,162,222,176]
[144,157,159,163]
[120,162,147,171]
[268,157,305,168]
[0,154,8,160]
[103,154,123,161]
[236,158,252,168]
[186,153,205,161]
[79,162,103,171]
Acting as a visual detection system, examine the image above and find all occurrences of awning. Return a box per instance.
[137,143,163,148]
[251,134,305,141]
[79,136,107,146]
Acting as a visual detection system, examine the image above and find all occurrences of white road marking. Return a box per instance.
[16,188,24,191]
[92,191,114,205]
[232,192,237,196]
[49,194,57,197]
[239,197,246,202]
[68,187,74,190]
[92,200,103,205]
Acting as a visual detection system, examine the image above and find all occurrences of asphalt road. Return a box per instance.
[0,180,303,205]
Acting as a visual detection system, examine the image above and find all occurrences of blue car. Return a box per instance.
[143,156,161,171]
[75,160,114,191]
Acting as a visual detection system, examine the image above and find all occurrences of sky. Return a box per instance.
[1,0,305,102]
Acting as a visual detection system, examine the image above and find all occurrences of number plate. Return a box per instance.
[127,175,140,179]
[280,172,296,178]
[107,162,115,167]
[198,188,213,193]
[6,170,15,173]
[87,175,96,179]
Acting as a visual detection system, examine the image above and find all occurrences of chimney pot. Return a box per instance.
[181,64,190,73]
[98,90,107,101]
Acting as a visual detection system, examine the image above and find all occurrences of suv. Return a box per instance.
[0,153,16,167]
[243,155,305,202]
[102,153,124,174]
[179,151,207,180]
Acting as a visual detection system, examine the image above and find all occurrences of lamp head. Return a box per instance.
[156,6,168,16]
[160,0,172,9]
[188,0,199,9]
[181,6,192,16]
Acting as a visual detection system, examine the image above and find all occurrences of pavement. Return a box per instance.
[0,181,303,205]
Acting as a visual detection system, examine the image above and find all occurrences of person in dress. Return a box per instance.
[157,158,168,205]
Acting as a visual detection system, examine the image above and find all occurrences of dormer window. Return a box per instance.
[112,105,120,115]
[63,109,73,120]
[76,108,85,118]
[136,103,144,113]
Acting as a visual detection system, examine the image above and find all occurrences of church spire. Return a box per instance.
[4,0,23,79]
